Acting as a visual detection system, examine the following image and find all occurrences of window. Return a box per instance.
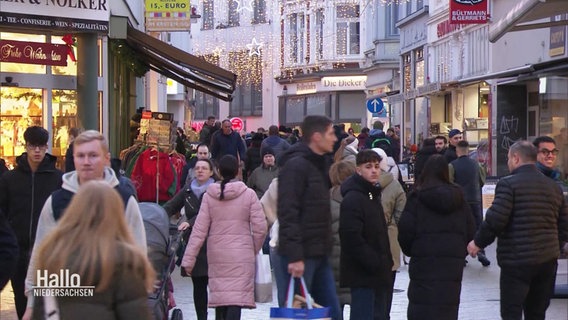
[253,0,267,24]
[228,0,240,27]
[415,48,424,87]
[403,53,412,91]
[288,13,304,64]
[228,51,263,116]
[386,3,399,37]
[417,0,424,10]
[315,9,324,60]
[194,91,219,120]
[202,0,214,30]
[336,5,360,55]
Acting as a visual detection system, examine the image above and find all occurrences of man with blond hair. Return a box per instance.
[22,130,146,319]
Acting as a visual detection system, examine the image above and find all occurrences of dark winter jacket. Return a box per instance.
[245,145,262,177]
[277,142,333,262]
[199,123,218,146]
[0,208,18,290]
[329,186,351,306]
[163,185,208,277]
[261,136,290,162]
[474,164,568,267]
[339,174,393,289]
[0,153,62,252]
[444,145,458,163]
[210,130,246,161]
[247,165,279,199]
[398,183,476,320]
[450,155,484,204]
[414,146,438,181]
[0,159,9,175]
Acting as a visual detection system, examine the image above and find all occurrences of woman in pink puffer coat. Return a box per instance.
[182,155,267,320]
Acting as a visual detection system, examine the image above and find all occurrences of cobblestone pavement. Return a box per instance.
[3,243,566,320]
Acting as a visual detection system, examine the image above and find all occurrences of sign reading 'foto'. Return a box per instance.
[0,40,68,66]
[449,0,489,25]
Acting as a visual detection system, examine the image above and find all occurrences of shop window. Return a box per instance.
[338,93,365,120]
[286,96,305,124]
[202,0,214,30]
[0,33,46,74]
[228,0,240,27]
[253,0,267,24]
[50,36,78,76]
[194,91,219,120]
[52,90,78,160]
[0,87,43,168]
[336,5,360,56]
[306,94,328,115]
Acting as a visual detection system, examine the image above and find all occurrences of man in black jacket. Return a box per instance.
[444,129,462,163]
[277,115,341,320]
[467,140,568,320]
[0,126,62,318]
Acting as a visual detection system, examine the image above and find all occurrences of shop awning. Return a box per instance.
[458,65,535,85]
[125,26,236,101]
[489,0,568,43]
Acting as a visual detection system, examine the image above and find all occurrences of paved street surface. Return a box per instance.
[2,242,566,319]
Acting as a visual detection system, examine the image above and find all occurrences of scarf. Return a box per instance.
[536,161,562,181]
[190,177,215,198]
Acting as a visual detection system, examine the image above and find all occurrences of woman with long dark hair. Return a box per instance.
[164,158,216,320]
[397,154,476,320]
[182,155,267,320]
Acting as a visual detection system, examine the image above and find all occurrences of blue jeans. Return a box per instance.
[278,254,342,320]
[350,286,390,320]
[270,246,289,307]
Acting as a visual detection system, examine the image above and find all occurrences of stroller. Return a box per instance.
[140,202,184,320]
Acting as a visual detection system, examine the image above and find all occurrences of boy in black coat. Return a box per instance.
[339,150,393,320]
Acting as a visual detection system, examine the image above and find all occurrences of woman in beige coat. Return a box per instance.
[374,149,407,319]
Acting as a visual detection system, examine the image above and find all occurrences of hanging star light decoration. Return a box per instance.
[246,37,263,57]
[236,0,253,12]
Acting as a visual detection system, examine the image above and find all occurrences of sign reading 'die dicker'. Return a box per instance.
[449,0,489,25]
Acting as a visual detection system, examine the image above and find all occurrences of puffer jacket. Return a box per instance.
[181,181,267,308]
[398,183,475,320]
[329,186,351,306]
[0,153,62,252]
[339,174,393,289]
[277,142,333,262]
[378,172,406,271]
[475,164,568,267]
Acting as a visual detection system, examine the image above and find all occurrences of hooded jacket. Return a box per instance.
[25,167,147,307]
[0,153,62,252]
[378,172,406,271]
[277,142,333,262]
[181,181,267,308]
[339,174,393,288]
[398,183,476,320]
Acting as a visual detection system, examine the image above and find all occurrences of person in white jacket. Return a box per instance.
[22,130,146,320]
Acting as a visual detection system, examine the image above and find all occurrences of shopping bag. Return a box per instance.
[255,251,273,303]
[270,277,331,320]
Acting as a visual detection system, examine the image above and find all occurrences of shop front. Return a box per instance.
[0,2,109,169]
[278,75,367,131]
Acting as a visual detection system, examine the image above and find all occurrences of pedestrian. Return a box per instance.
[180,143,211,187]
[164,158,216,320]
[339,150,393,320]
[374,148,407,319]
[199,115,218,146]
[31,181,155,320]
[261,125,290,163]
[0,126,63,318]
[449,140,489,266]
[277,115,342,320]
[444,129,463,163]
[247,146,279,199]
[467,141,568,320]
[0,208,18,291]
[398,154,476,320]
[22,130,146,319]
[182,155,267,320]
[329,160,356,313]
[244,133,264,181]
[175,127,188,156]
[64,127,80,172]
[210,119,247,163]
[413,138,437,181]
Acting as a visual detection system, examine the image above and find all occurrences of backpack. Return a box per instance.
[51,177,135,221]
[372,138,394,157]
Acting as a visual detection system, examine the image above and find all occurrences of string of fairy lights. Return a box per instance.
[192,0,411,86]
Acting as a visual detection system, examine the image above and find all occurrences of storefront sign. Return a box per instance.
[0,0,109,30]
[0,12,108,33]
[0,40,68,66]
[449,0,488,25]
[296,82,317,95]
[416,82,442,96]
[549,26,566,57]
[145,0,191,32]
[387,93,405,105]
[321,76,367,91]
[230,117,244,132]
[437,19,464,38]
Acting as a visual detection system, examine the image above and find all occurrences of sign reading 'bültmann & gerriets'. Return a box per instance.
[449,0,489,25]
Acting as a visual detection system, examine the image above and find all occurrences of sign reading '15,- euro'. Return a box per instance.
[449,0,489,25]
[145,0,191,32]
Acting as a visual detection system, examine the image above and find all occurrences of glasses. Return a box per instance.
[539,149,559,156]
[26,144,48,151]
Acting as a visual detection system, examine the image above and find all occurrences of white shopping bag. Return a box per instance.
[255,251,273,303]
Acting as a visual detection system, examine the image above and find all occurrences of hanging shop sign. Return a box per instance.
[449,0,489,25]
[0,40,69,66]
[321,76,367,91]
[549,26,566,57]
[0,0,109,32]
[145,0,191,32]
